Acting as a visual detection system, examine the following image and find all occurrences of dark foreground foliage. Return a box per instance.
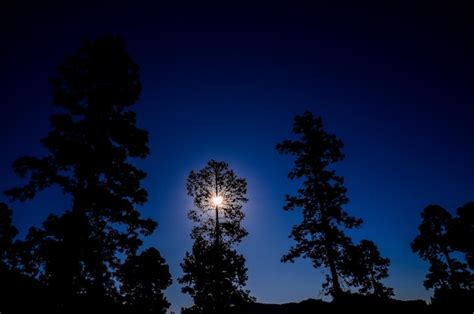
[0,268,170,314]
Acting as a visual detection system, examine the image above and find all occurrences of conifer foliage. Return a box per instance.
[277,111,392,298]
[4,36,171,313]
[180,160,254,314]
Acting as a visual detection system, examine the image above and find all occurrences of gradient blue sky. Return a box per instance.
[1,2,473,312]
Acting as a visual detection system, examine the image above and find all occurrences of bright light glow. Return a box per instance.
[212,195,223,206]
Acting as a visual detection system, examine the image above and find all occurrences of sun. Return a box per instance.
[212,195,223,206]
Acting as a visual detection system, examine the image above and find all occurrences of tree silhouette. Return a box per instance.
[452,202,474,271]
[0,203,53,313]
[411,204,472,291]
[343,240,393,298]
[4,36,165,310]
[277,111,391,298]
[0,202,18,269]
[179,160,254,314]
[16,211,95,304]
[119,247,172,314]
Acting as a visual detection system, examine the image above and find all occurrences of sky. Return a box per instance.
[1,1,473,313]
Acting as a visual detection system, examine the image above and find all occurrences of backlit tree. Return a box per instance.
[179,160,254,314]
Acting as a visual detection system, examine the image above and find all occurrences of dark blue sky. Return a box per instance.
[1,2,473,312]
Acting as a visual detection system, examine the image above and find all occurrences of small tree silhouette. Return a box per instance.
[16,210,99,303]
[343,240,393,298]
[452,202,474,271]
[179,160,254,314]
[411,204,472,291]
[119,247,172,314]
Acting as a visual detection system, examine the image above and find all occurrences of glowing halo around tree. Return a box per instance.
[179,159,255,313]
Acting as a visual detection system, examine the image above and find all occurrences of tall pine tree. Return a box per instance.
[179,160,254,314]
[4,36,169,310]
[277,111,392,298]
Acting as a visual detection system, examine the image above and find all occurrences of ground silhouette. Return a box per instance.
[232,294,474,314]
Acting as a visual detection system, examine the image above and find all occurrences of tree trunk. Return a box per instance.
[442,248,459,289]
[326,244,342,298]
[214,171,222,313]
[321,209,342,298]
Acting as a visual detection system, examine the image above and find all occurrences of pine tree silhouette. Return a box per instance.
[277,111,392,299]
[4,36,169,313]
[179,160,254,314]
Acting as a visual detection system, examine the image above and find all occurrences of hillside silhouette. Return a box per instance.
[234,296,430,314]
